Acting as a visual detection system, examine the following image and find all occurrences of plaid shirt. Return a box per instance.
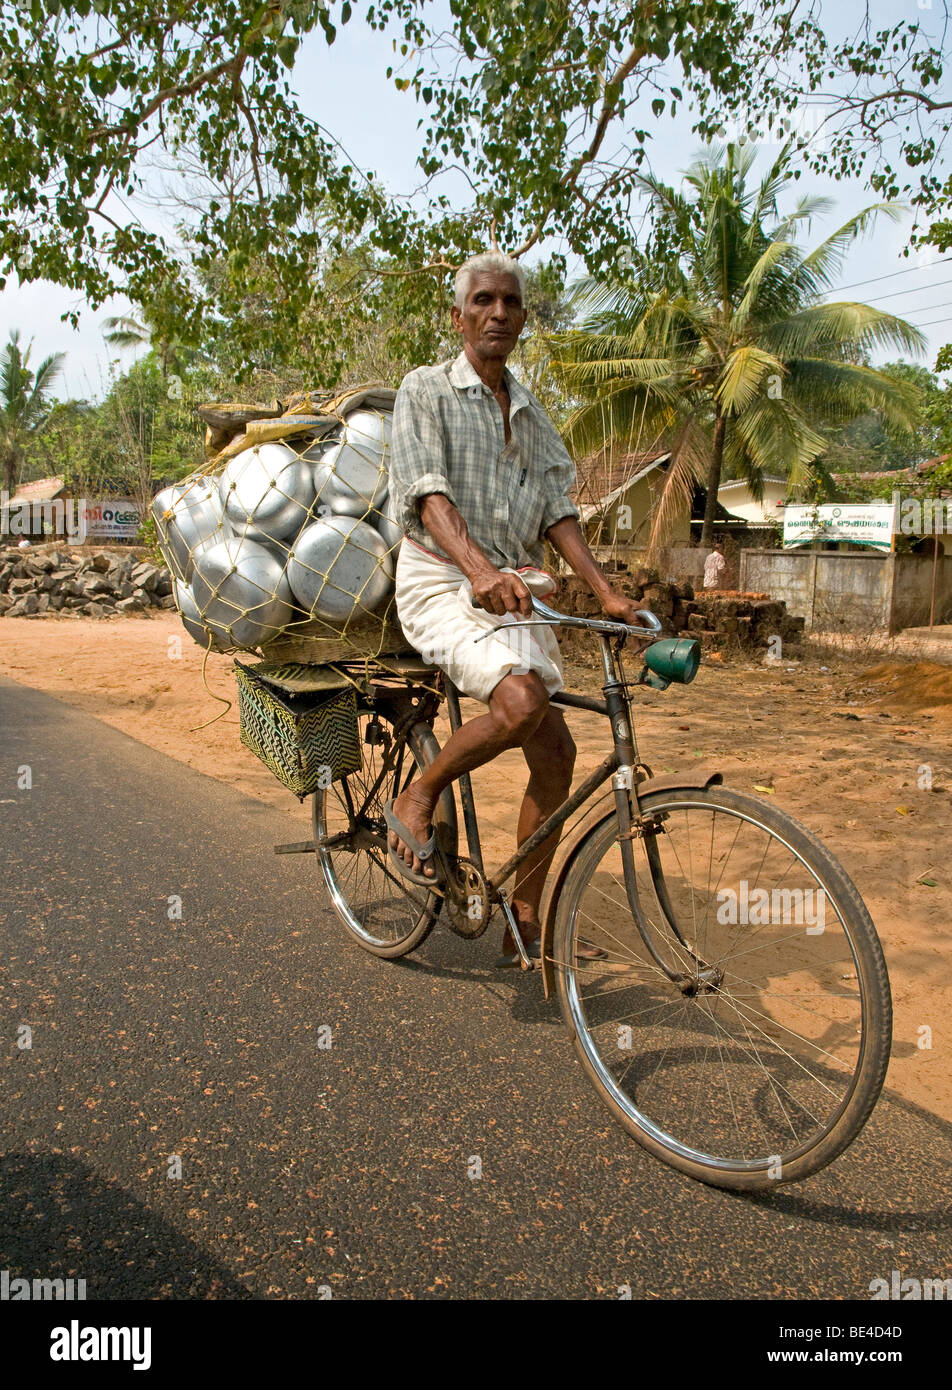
[390,350,580,570]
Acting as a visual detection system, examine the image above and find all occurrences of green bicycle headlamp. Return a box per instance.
[639,637,701,690]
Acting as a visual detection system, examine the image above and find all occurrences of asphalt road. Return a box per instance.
[1,676,949,1300]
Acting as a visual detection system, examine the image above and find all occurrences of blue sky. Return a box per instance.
[2,0,949,398]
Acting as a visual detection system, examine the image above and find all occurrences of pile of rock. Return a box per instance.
[558,571,805,657]
[0,546,175,618]
[679,590,805,651]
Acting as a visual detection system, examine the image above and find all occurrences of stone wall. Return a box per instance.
[0,546,174,618]
[558,570,804,659]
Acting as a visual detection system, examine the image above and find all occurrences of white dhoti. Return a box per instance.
[394,538,564,704]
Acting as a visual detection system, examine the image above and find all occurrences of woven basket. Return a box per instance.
[235,660,362,797]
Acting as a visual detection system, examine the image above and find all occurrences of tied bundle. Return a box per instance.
[152,385,405,663]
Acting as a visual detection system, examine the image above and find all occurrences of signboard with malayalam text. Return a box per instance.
[81,500,144,540]
[782,501,898,552]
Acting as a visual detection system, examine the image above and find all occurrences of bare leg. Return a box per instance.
[388,671,551,877]
[502,706,576,952]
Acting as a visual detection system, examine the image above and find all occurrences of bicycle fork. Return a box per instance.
[599,636,707,986]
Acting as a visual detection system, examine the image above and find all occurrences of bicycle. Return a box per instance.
[306,597,892,1191]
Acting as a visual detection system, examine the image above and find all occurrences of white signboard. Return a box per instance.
[782,502,896,552]
[81,499,144,539]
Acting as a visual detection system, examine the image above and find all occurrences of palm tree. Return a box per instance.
[550,144,926,549]
[102,314,151,352]
[102,312,184,377]
[0,330,64,510]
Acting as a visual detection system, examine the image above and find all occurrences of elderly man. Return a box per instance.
[386,251,642,966]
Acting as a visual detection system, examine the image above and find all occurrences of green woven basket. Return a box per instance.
[234,660,362,797]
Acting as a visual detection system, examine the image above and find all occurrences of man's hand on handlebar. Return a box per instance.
[601,590,649,628]
[471,567,533,617]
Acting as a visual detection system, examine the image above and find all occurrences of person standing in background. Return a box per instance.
[703,541,726,590]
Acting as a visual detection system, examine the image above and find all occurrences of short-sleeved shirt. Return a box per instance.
[389,350,580,570]
[703,550,726,588]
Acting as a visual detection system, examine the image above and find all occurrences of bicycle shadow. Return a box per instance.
[0,1152,254,1299]
[396,941,952,1231]
[726,1086,952,1229]
[392,941,560,1024]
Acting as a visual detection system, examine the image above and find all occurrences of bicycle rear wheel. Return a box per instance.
[552,786,891,1189]
[314,707,451,958]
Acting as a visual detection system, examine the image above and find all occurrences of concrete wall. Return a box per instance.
[741,550,819,618]
[739,548,952,632]
[812,553,890,631]
[891,554,952,629]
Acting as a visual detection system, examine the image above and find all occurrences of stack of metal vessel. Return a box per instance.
[152,404,400,653]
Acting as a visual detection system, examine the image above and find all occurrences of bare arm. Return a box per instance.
[544,516,643,624]
[419,493,533,616]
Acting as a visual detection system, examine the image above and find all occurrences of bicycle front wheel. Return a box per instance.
[552,786,891,1189]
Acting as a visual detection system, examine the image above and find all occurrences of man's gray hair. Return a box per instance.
[454,252,527,309]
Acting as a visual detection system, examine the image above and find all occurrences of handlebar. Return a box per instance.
[471,593,663,639]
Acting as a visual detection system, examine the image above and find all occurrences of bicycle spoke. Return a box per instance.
[555,789,886,1178]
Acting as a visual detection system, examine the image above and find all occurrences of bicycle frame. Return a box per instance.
[444,630,696,980]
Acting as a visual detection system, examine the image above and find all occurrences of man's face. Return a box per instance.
[451,271,526,361]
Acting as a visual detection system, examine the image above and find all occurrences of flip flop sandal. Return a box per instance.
[494,939,542,969]
[383,799,444,888]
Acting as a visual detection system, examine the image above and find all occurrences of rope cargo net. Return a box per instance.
[152,386,407,664]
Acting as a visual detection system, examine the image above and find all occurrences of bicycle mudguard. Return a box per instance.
[538,769,723,1000]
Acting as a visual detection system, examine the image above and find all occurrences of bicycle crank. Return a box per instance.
[444,858,492,939]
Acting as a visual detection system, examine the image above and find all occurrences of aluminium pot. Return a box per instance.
[172,578,226,651]
[154,478,225,582]
[219,442,315,544]
[191,535,296,649]
[287,515,393,622]
[374,486,403,554]
[342,408,392,456]
[308,440,388,519]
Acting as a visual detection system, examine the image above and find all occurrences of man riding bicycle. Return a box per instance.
[386,251,643,966]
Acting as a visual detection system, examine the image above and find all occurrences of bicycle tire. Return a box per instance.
[552,785,892,1190]
[314,711,450,959]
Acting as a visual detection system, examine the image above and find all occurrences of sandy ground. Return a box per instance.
[2,613,950,1126]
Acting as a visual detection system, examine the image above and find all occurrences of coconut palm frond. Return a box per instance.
[554,356,681,393]
[746,142,797,229]
[633,170,696,232]
[733,240,799,329]
[0,334,27,413]
[26,352,64,420]
[716,346,785,416]
[645,417,711,557]
[765,302,926,359]
[800,202,907,285]
[567,277,649,329]
[562,381,686,459]
[102,314,151,349]
[786,358,921,433]
[734,395,826,484]
[771,194,836,240]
